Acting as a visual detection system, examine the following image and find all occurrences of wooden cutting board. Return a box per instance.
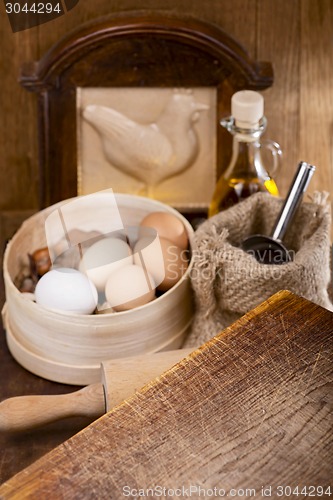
[0,290,332,499]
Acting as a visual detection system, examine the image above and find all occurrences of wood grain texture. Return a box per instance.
[35,0,257,57]
[0,9,39,211]
[257,0,300,197]
[0,291,332,498]
[256,0,333,240]
[299,1,333,200]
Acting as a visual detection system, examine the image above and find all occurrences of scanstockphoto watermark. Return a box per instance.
[162,246,293,284]
[122,484,257,497]
[4,0,80,32]
[190,246,296,267]
[122,484,333,497]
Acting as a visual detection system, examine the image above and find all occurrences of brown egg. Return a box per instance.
[134,236,189,292]
[31,247,52,276]
[140,212,189,250]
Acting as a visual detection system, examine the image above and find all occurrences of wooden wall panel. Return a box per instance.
[299,0,333,199]
[191,0,256,52]
[257,0,300,197]
[0,0,332,227]
[35,1,257,62]
[0,16,39,210]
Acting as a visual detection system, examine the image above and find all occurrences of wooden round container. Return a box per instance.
[2,194,194,385]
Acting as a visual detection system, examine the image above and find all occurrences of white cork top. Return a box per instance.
[231,90,264,128]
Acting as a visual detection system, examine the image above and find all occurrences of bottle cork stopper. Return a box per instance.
[231,90,264,128]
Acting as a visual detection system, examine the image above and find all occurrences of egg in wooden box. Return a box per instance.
[2,193,194,385]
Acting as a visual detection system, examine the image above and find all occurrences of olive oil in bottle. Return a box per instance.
[209,90,281,217]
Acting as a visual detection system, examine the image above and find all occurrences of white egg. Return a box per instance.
[105,264,155,312]
[79,237,133,291]
[35,268,98,314]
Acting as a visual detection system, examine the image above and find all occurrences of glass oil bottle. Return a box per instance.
[209,90,282,217]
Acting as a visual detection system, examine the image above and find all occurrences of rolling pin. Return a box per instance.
[0,348,193,432]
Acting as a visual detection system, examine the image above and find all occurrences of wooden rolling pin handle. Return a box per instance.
[0,383,106,432]
[0,348,193,432]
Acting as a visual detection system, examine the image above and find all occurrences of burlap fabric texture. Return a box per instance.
[184,191,332,348]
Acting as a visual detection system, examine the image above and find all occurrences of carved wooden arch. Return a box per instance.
[20,11,273,211]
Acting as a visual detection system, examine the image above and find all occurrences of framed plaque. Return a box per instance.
[20,12,273,216]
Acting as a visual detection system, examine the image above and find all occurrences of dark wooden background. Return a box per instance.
[0,0,332,247]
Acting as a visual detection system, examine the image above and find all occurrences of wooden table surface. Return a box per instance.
[0,267,96,485]
[0,289,332,499]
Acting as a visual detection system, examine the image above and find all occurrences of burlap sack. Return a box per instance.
[184,191,332,348]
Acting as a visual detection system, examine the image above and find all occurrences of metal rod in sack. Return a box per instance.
[241,161,316,264]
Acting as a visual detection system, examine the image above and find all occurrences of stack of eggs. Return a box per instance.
[34,212,189,315]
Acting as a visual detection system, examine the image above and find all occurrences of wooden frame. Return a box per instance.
[20,11,273,213]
